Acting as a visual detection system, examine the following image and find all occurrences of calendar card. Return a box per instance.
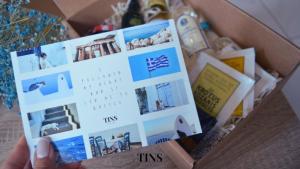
[10,20,202,164]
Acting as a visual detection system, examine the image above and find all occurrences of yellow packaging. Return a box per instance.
[217,48,256,118]
[192,64,239,117]
[222,57,245,117]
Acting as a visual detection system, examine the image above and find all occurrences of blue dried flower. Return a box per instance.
[0,1,68,109]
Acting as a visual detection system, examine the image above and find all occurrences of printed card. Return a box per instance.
[10,20,202,164]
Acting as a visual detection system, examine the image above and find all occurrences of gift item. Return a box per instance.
[213,37,241,53]
[215,38,279,105]
[90,24,114,34]
[110,2,129,29]
[217,48,256,117]
[145,0,170,22]
[187,49,217,85]
[191,53,254,127]
[174,6,209,55]
[121,0,145,28]
[254,63,278,102]
[10,20,202,165]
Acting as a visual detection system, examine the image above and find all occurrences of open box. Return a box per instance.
[25,0,300,168]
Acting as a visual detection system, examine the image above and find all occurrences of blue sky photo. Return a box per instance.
[22,71,72,95]
[123,21,169,43]
[129,47,181,81]
[51,136,87,164]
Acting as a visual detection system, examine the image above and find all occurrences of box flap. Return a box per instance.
[25,0,65,18]
[52,0,101,19]
[282,64,300,121]
[187,0,300,76]
[25,0,126,36]
[55,0,126,35]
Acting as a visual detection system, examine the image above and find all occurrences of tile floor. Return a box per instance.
[230,0,300,47]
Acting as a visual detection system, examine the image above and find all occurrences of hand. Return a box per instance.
[1,136,85,169]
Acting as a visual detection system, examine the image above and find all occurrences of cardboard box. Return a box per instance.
[25,0,300,169]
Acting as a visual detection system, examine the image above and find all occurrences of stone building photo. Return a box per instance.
[72,34,121,62]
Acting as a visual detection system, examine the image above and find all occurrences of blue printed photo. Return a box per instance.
[22,71,73,104]
[135,79,189,115]
[51,136,87,164]
[28,103,80,138]
[144,113,198,145]
[123,21,173,50]
[17,42,68,73]
[129,47,181,81]
[89,124,142,157]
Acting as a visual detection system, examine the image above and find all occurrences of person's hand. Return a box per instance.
[1,136,85,169]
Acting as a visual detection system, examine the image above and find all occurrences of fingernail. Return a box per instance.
[36,137,50,159]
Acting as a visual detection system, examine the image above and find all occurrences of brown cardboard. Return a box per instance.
[192,74,300,169]
[25,0,65,17]
[26,0,126,36]
[24,0,300,168]
[159,141,195,169]
[26,0,300,75]
[187,0,300,76]
[62,0,126,35]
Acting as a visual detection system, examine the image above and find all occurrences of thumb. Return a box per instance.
[34,137,57,169]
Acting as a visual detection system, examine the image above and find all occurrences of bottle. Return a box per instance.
[147,0,170,22]
[174,6,209,56]
[122,0,145,28]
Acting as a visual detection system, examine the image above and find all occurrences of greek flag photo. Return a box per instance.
[129,47,180,81]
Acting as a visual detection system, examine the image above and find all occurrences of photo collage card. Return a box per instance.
[10,20,202,164]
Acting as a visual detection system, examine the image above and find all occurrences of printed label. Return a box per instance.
[192,64,239,117]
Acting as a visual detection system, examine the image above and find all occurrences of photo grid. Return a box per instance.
[126,20,200,146]
[12,20,201,164]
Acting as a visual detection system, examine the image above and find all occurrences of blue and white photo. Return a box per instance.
[28,103,80,138]
[124,21,173,50]
[89,124,142,157]
[144,113,197,145]
[51,136,87,164]
[22,71,73,104]
[17,42,68,73]
[129,47,181,81]
[135,79,188,115]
